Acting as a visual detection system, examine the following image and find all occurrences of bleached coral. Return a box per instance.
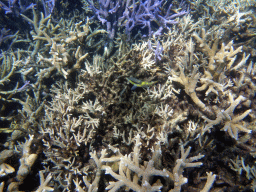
[73,149,110,192]
[83,54,103,77]
[193,28,250,72]
[147,82,177,101]
[40,82,104,190]
[0,0,255,191]
[0,163,15,177]
[202,94,252,140]
[196,70,233,96]
[103,135,215,192]
[133,42,156,69]
[154,103,173,121]
[169,65,206,110]
[35,171,54,192]
[105,134,169,192]
[168,145,206,192]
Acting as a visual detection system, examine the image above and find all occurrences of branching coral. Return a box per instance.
[0,51,22,87]
[21,9,107,83]
[0,0,256,191]
[84,0,188,39]
[35,171,54,192]
[192,28,250,73]
[168,145,214,192]
[105,135,169,192]
[202,94,252,140]
[104,135,215,192]
[169,65,207,110]
[39,81,105,189]
[196,70,233,96]
[6,135,38,191]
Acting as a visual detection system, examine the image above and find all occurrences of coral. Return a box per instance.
[202,94,252,140]
[193,28,250,73]
[168,145,214,192]
[229,155,256,191]
[7,135,38,191]
[196,71,233,96]
[0,0,255,191]
[105,135,169,192]
[0,163,15,177]
[84,0,188,39]
[0,28,17,46]
[168,65,207,110]
[0,51,22,86]
[41,0,55,17]
[86,135,215,192]
[39,82,103,189]
[0,0,36,15]
[35,171,54,192]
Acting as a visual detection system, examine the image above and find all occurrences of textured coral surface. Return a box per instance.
[0,0,255,191]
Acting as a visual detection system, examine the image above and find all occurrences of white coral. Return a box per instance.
[105,135,168,192]
[202,94,251,140]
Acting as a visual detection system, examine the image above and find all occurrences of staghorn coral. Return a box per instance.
[104,135,170,192]
[202,94,252,140]
[0,0,256,191]
[196,70,233,96]
[167,63,216,119]
[84,0,188,39]
[35,171,54,192]
[192,28,250,73]
[39,81,104,189]
[72,135,215,192]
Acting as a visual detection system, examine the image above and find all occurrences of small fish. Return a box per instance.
[126,77,157,90]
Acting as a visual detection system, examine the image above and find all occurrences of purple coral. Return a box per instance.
[17,80,30,92]
[86,0,121,39]
[148,40,163,62]
[0,0,36,15]
[120,0,189,39]
[86,0,188,39]
[42,0,55,17]
[0,0,16,14]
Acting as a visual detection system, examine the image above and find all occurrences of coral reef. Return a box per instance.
[0,0,256,191]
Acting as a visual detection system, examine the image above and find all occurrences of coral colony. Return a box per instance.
[0,0,256,191]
